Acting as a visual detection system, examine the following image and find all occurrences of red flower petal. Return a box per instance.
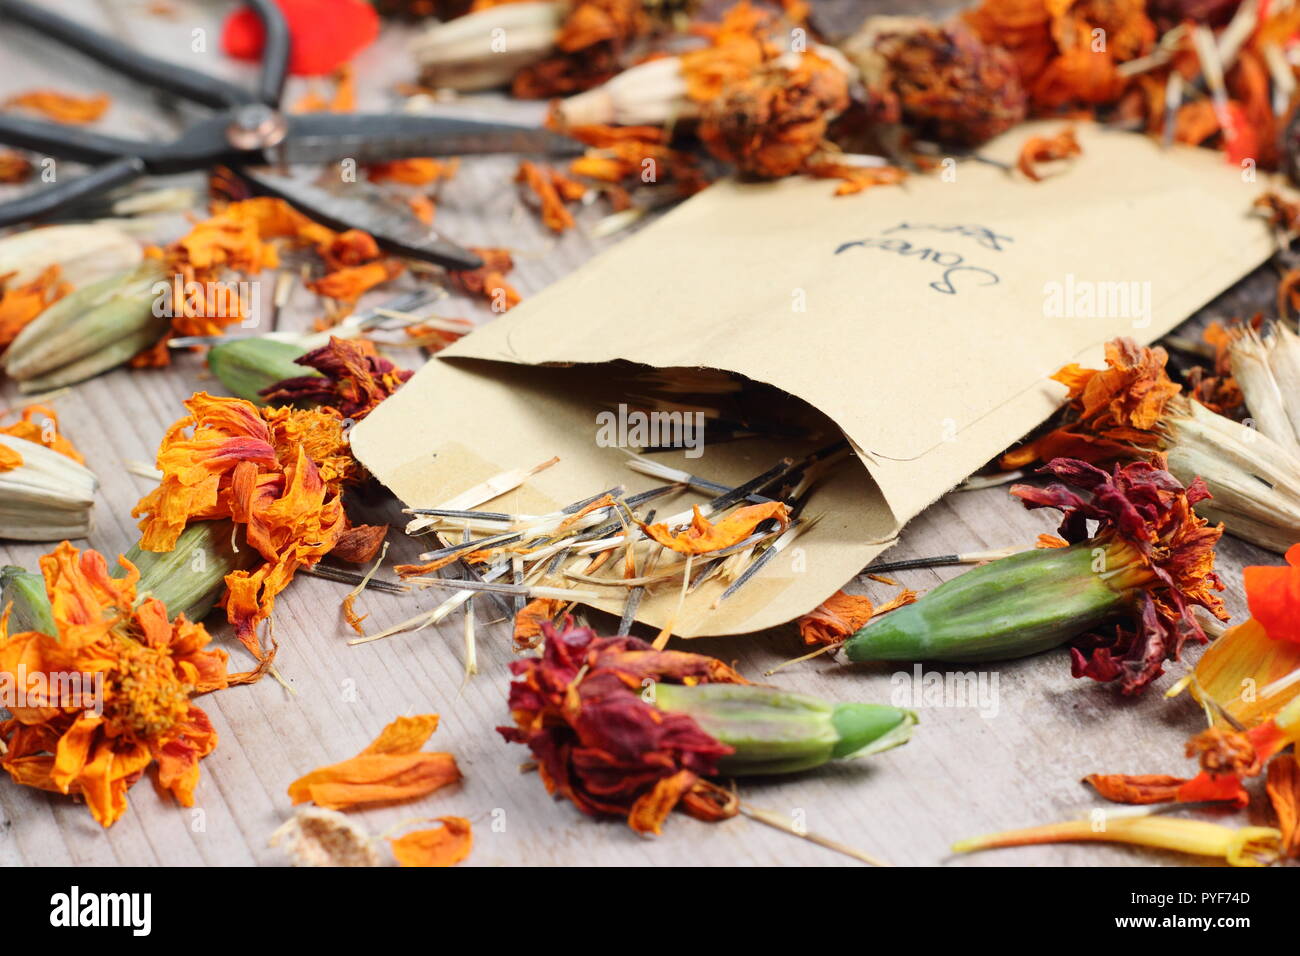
[1243,543,1300,644]
[222,0,379,77]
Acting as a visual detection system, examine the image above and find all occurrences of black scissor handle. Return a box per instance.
[246,0,290,108]
[0,156,145,228]
[0,0,258,109]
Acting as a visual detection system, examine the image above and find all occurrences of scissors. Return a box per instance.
[0,0,582,269]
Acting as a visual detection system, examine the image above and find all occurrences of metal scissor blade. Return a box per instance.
[280,113,585,165]
[236,166,483,271]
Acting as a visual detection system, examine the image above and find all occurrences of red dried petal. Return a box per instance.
[497,622,743,833]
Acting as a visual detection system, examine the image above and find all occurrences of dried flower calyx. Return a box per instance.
[260,336,413,420]
[499,622,915,833]
[847,456,1226,694]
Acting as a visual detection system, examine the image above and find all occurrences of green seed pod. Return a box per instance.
[844,543,1126,664]
[4,263,170,392]
[0,565,56,637]
[652,682,916,775]
[123,519,260,622]
[207,338,318,404]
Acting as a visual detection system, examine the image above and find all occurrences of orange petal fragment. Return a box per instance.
[797,589,873,646]
[363,714,440,755]
[6,89,110,124]
[1016,127,1081,181]
[642,501,791,555]
[1243,543,1300,644]
[389,816,473,867]
[287,714,458,810]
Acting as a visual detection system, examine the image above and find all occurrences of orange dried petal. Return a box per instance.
[389,816,473,867]
[643,501,791,554]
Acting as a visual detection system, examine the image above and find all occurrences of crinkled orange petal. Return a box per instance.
[389,816,473,867]
[287,752,461,810]
[643,501,791,554]
[627,768,699,836]
[6,89,110,124]
[1243,544,1300,644]
[306,259,404,303]
[363,714,440,755]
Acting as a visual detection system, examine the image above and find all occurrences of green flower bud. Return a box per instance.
[844,543,1128,664]
[4,264,170,392]
[206,338,318,404]
[0,565,56,637]
[652,682,916,775]
[123,519,260,622]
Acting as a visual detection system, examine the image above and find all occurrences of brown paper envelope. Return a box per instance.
[351,123,1275,637]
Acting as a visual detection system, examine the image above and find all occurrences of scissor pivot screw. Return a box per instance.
[227,104,288,151]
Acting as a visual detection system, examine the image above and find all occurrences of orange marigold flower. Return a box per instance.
[846,18,1027,147]
[1012,455,1227,693]
[1001,338,1180,469]
[511,0,649,99]
[681,0,778,104]
[698,52,849,179]
[260,336,413,421]
[498,622,743,834]
[288,714,460,810]
[963,0,1056,90]
[0,542,228,827]
[131,393,363,664]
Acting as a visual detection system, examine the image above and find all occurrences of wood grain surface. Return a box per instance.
[0,0,1285,867]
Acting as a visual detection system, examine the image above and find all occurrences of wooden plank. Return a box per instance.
[0,0,1282,867]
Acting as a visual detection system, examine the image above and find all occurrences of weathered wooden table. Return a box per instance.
[0,0,1283,867]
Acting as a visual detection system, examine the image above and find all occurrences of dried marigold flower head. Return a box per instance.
[260,336,413,421]
[1002,338,1180,469]
[0,542,228,827]
[698,51,849,179]
[1012,455,1227,692]
[512,0,649,99]
[498,622,744,835]
[844,17,1027,147]
[132,392,365,666]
